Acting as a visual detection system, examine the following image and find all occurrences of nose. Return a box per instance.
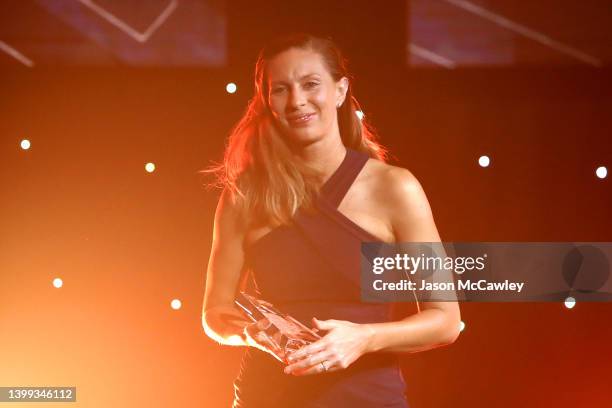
[287,86,306,110]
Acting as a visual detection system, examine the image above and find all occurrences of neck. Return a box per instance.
[294,133,347,187]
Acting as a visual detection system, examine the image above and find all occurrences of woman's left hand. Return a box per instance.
[284,317,375,376]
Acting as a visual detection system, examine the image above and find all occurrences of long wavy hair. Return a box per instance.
[210,33,388,227]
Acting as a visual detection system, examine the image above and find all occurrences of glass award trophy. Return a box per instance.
[234,292,321,364]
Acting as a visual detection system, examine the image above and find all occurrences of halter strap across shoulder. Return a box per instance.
[320,148,371,209]
[315,148,377,243]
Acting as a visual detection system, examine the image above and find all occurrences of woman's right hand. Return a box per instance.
[244,318,286,361]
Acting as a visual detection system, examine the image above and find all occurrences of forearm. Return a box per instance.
[202,305,251,346]
[364,308,460,354]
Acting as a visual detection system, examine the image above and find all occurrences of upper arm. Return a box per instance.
[203,188,248,314]
[384,167,441,243]
[384,167,460,335]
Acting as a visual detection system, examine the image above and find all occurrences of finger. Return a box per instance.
[285,349,335,374]
[312,318,345,330]
[245,318,267,335]
[256,318,271,330]
[286,355,337,376]
[287,339,328,362]
[251,331,271,347]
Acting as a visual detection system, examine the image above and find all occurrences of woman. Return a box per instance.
[202,33,460,407]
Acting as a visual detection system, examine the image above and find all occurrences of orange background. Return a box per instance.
[1,66,610,407]
[1,1,611,405]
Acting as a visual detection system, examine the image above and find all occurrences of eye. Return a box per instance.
[271,86,285,94]
[304,81,319,89]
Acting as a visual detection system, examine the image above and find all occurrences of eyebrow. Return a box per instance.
[270,74,321,86]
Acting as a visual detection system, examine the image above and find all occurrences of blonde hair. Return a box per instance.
[209,33,387,227]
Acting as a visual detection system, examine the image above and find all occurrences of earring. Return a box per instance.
[336,102,342,108]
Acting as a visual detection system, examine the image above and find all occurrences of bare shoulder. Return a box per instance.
[362,159,424,202]
[361,159,438,241]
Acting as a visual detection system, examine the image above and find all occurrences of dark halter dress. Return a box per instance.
[233,148,409,408]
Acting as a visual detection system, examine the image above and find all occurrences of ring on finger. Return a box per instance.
[319,360,328,372]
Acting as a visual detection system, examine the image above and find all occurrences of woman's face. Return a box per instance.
[265,47,348,146]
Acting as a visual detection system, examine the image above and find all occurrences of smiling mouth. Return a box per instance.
[287,113,315,126]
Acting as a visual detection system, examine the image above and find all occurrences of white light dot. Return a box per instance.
[595,166,607,179]
[53,278,63,288]
[20,139,31,150]
[459,320,466,332]
[226,82,237,94]
[145,162,156,173]
[170,299,182,310]
[564,296,576,309]
[355,110,364,120]
[478,155,490,167]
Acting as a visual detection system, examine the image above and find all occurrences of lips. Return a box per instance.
[287,113,316,126]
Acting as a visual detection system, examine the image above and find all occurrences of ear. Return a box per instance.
[336,76,349,107]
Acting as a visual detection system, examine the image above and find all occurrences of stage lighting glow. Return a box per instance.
[459,321,465,332]
[564,296,576,309]
[20,139,31,150]
[596,166,607,179]
[171,299,182,310]
[226,82,237,94]
[145,162,156,173]
[478,155,490,167]
[355,110,364,120]
[53,278,63,288]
